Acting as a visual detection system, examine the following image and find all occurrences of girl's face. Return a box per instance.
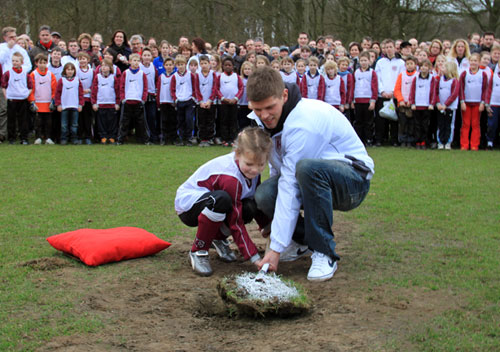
[17,39,26,49]
[101,65,111,76]
[151,47,159,57]
[349,46,359,57]
[420,64,430,75]
[372,44,381,55]
[436,57,445,68]
[271,62,280,71]
[326,68,336,77]
[210,58,218,70]
[369,52,376,64]
[51,51,61,62]
[142,51,152,64]
[181,49,191,58]
[456,42,465,56]
[326,54,335,62]
[243,66,253,77]
[418,51,428,63]
[296,62,306,74]
[80,39,90,50]
[335,48,345,58]
[430,42,441,55]
[161,44,169,57]
[271,51,279,60]
[469,57,479,70]
[405,60,416,72]
[338,61,348,72]
[442,66,449,77]
[103,51,113,61]
[239,46,247,56]
[235,151,267,180]
[308,62,318,72]
[114,33,124,46]
[247,54,256,63]
[256,59,266,68]
[282,61,293,72]
[359,57,370,70]
[65,66,75,77]
[480,55,491,67]
[189,63,198,73]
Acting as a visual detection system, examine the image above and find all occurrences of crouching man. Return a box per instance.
[247,67,374,281]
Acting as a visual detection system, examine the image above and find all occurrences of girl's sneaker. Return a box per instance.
[445,143,451,150]
[34,138,42,145]
[211,240,236,262]
[189,250,213,276]
[438,143,444,149]
[45,138,55,145]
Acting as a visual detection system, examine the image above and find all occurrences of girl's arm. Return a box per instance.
[318,75,325,101]
[339,77,346,105]
[444,79,460,107]
[300,76,308,98]
[90,75,99,105]
[371,70,379,102]
[409,77,417,107]
[54,79,63,106]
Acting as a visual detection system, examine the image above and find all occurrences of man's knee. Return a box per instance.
[296,159,318,184]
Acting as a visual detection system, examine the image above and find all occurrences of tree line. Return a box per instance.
[0,0,497,46]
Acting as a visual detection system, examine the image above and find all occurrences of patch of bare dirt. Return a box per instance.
[36,221,460,352]
[20,257,72,271]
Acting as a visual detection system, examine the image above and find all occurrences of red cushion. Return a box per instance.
[47,227,171,266]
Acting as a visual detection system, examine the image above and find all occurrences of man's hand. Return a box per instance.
[258,249,280,272]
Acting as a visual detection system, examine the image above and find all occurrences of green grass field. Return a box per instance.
[0,144,499,351]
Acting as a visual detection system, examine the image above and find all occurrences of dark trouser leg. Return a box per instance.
[144,100,158,142]
[487,107,500,145]
[79,101,94,140]
[197,105,216,141]
[295,159,370,260]
[237,105,252,131]
[254,176,306,245]
[0,91,7,141]
[374,98,388,144]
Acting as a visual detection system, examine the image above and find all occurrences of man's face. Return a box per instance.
[484,34,495,47]
[245,40,254,51]
[316,39,325,50]
[298,34,308,46]
[249,89,288,129]
[228,43,236,55]
[39,30,51,44]
[179,37,189,47]
[409,39,418,53]
[68,41,79,55]
[361,40,371,50]
[385,43,395,58]
[131,40,141,53]
[470,34,480,45]
[254,41,263,53]
[3,31,17,47]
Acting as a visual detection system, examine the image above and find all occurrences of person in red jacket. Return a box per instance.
[175,127,272,276]
[410,59,437,149]
[459,53,488,150]
[28,53,57,145]
[394,56,418,147]
[300,56,325,100]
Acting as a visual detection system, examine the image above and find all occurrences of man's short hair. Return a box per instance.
[382,38,395,46]
[2,27,16,37]
[254,37,264,44]
[405,55,418,64]
[483,31,495,38]
[174,55,187,65]
[359,51,370,60]
[163,57,174,66]
[130,35,143,43]
[39,25,51,33]
[12,52,24,62]
[247,66,285,102]
[199,55,210,63]
[301,45,312,53]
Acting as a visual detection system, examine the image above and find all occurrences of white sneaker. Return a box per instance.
[445,143,451,150]
[45,138,55,145]
[34,138,42,145]
[438,143,444,150]
[280,240,311,262]
[307,251,337,281]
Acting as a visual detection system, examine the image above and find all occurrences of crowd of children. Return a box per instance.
[1,26,500,150]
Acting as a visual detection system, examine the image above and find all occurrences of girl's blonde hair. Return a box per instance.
[234,127,272,160]
[443,61,459,79]
[448,39,471,60]
[240,61,254,78]
[323,60,338,72]
[101,58,114,74]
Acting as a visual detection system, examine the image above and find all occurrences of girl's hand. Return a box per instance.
[77,106,82,113]
[479,102,485,112]
[461,102,466,111]
[339,105,345,112]
[411,104,416,111]
[92,104,98,112]
[350,103,355,109]
[429,105,434,110]
[368,101,375,111]
[344,103,349,110]
[57,106,62,112]
[487,106,493,116]
[115,104,120,111]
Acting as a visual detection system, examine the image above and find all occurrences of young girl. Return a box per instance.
[271,60,280,71]
[76,52,94,144]
[410,59,436,149]
[352,52,378,145]
[255,55,270,68]
[140,47,159,143]
[295,59,307,79]
[432,54,447,77]
[91,59,120,144]
[216,57,243,146]
[55,63,84,145]
[459,53,488,150]
[175,127,272,276]
[300,56,325,100]
[323,61,345,112]
[238,61,254,131]
[245,51,257,65]
[210,54,222,76]
[435,61,459,150]
[338,57,354,121]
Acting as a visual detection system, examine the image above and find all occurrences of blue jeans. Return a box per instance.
[488,107,500,144]
[61,108,79,142]
[255,159,370,260]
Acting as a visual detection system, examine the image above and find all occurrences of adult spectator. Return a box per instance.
[29,25,58,66]
[178,36,189,48]
[153,40,171,75]
[0,26,32,72]
[254,37,273,61]
[361,36,372,51]
[279,46,289,59]
[130,35,143,54]
[108,30,131,72]
[409,38,418,54]
[247,67,374,281]
[314,36,326,61]
[61,38,79,66]
[469,32,481,53]
[188,37,210,72]
[244,39,254,53]
[481,31,495,52]
[290,32,309,57]
[78,33,93,54]
[399,41,412,60]
[324,34,335,54]
[51,31,62,46]
[428,39,443,64]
